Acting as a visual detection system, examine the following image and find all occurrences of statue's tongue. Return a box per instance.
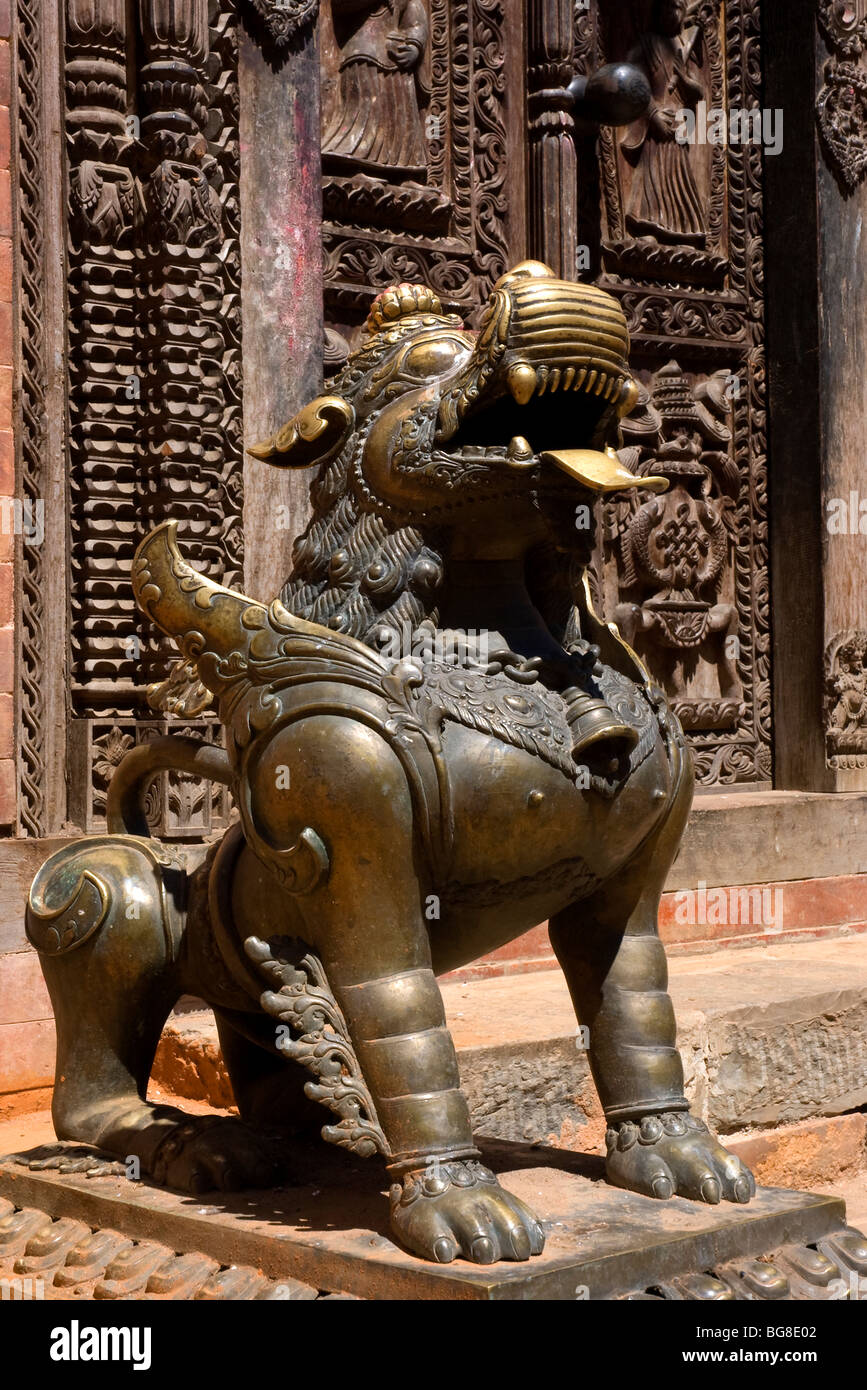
[541,447,668,494]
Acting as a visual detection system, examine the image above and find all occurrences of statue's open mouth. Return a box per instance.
[435,367,668,495]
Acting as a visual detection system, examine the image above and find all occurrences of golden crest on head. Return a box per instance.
[365,283,444,333]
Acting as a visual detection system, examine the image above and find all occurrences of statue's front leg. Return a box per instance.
[550,744,755,1207]
[338,965,544,1264]
[275,715,545,1265]
[551,918,755,1204]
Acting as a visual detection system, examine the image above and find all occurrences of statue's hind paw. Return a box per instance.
[151,1116,287,1194]
[389,1159,546,1264]
[605,1112,756,1206]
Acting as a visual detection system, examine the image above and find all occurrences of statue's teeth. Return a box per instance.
[537,367,550,396]
[574,368,588,391]
[508,435,534,461]
[507,362,538,405]
[563,367,575,390]
[548,368,561,394]
[586,370,598,394]
[595,373,608,396]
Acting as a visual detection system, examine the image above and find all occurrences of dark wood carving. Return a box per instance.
[321,0,511,333]
[66,0,138,722]
[527,0,577,278]
[600,0,727,287]
[599,362,743,732]
[584,0,770,786]
[71,718,232,837]
[17,0,50,834]
[323,1,430,179]
[825,630,867,768]
[244,0,320,46]
[62,0,245,834]
[816,0,867,191]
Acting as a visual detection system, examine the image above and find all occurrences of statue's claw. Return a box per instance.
[605,1112,756,1206]
[151,1116,287,1194]
[389,1159,546,1264]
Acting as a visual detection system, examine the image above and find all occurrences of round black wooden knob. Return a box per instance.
[569,62,652,128]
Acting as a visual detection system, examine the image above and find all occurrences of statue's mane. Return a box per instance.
[280,445,445,650]
[280,444,583,655]
[279,343,446,650]
[277,317,585,655]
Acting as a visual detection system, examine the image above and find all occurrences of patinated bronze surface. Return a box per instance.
[25,263,756,1266]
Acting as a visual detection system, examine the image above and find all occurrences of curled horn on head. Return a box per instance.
[132,521,267,696]
[247,395,355,468]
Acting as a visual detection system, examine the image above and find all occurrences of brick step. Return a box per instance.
[442,874,867,982]
[150,935,867,1190]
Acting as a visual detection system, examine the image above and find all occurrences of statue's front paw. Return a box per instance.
[389,1159,546,1265]
[151,1116,286,1194]
[605,1112,756,1206]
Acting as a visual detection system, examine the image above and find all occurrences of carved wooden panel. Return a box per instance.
[320,0,516,339]
[816,0,867,191]
[825,631,867,769]
[69,719,233,839]
[17,0,50,834]
[16,0,248,837]
[15,1,317,836]
[582,0,770,786]
[67,1,244,723]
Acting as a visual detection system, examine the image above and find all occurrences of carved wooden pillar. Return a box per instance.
[65,0,140,715]
[65,0,127,133]
[527,0,577,278]
[238,5,323,600]
[63,0,243,835]
[766,0,867,791]
[136,1,235,675]
[138,0,209,136]
[17,0,72,834]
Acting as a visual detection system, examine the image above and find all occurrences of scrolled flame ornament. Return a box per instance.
[244,0,320,47]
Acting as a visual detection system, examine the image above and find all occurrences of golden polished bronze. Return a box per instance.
[26,263,755,1265]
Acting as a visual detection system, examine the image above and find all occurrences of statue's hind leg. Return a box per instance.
[549,743,756,1206]
[212,1008,328,1135]
[29,839,192,1169]
[27,838,283,1193]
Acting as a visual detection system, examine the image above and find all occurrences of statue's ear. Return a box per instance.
[247,395,355,469]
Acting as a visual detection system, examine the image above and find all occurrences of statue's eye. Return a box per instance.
[401,337,471,382]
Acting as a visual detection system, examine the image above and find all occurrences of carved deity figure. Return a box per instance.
[322,0,430,180]
[621,0,707,246]
[828,633,867,754]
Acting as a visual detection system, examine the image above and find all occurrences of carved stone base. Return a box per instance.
[1,1141,863,1300]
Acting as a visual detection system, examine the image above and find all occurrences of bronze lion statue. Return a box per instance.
[26,262,755,1265]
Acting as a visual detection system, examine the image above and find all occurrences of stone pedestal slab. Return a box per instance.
[1,1141,863,1301]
